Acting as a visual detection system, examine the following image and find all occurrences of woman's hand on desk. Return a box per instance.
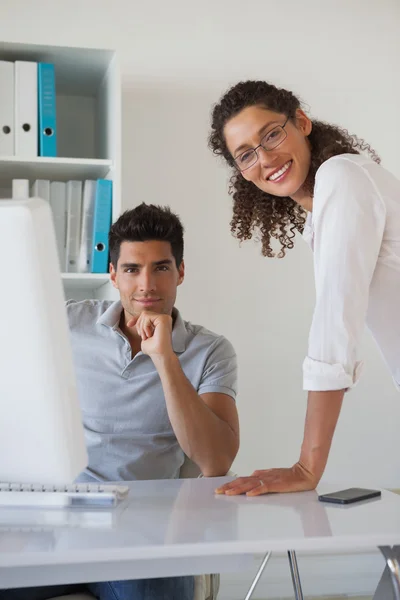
[215,462,318,496]
[217,390,343,496]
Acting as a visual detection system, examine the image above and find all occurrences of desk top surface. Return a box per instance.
[0,478,399,567]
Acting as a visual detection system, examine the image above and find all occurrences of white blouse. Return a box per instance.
[302,153,400,391]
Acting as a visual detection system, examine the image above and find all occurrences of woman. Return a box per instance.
[209,80,400,496]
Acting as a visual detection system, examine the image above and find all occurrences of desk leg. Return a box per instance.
[373,546,400,600]
[243,551,272,600]
[287,550,304,600]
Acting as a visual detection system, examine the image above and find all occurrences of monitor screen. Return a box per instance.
[0,198,88,485]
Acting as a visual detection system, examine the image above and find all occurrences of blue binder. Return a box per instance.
[91,180,113,273]
[38,63,57,157]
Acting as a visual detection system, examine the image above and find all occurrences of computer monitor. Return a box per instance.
[0,197,88,485]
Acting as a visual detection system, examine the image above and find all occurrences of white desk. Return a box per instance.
[0,477,399,599]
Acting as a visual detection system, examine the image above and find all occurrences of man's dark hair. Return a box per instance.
[109,203,184,269]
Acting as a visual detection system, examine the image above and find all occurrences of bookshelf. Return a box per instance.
[61,273,110,290]
[0,41,121,301]
[0,157,113,181]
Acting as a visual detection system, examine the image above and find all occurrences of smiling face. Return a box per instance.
[224,105,313,205]
[110,240,185,320]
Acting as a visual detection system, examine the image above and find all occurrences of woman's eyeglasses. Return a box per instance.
[234,117,289,172]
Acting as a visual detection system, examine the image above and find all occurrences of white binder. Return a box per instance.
[12,179,29,199]
[65,180,83,272]
[31,180,50,203]
[78,180,96,273]
[49,181,67,270]
[14,61,38,157]
[0,61,14,156]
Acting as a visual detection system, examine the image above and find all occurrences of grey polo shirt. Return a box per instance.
[66,300,237,482]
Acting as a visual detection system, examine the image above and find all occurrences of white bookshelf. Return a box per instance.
[0,157,113,181]
[0,40,121,300]
[61,273,110,290]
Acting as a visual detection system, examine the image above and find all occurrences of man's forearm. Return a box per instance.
[152,352,238,477]
[299,390,345,483]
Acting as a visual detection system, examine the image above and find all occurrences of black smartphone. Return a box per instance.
[318,487,381,505]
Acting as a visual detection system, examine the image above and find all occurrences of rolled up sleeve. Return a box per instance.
[198,336,237,400]
[303,158,386,391]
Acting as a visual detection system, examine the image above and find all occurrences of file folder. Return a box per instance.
[65,180,83,272]
[78,180,96,273]
[91,180,112,273]
[50,181,67,270]
[0,61,14,156]
[12,180,29,200]
[15,61,38,157]
[38,63,57,157]
[31,180,50,203]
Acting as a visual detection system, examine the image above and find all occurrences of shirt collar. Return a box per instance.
[97,300,124,329]
[170,307,187,353]
[97,301,187,354]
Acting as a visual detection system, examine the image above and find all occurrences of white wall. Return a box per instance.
[2,0,400,483]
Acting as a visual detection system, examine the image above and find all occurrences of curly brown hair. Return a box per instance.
[209,80,380,258]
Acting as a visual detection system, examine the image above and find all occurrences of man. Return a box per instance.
[72,202,239,484]
[4,204,238,600]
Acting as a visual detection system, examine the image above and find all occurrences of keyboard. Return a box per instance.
[0,482,130,507]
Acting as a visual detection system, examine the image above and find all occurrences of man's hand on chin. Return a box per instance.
[126,311,174,359]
